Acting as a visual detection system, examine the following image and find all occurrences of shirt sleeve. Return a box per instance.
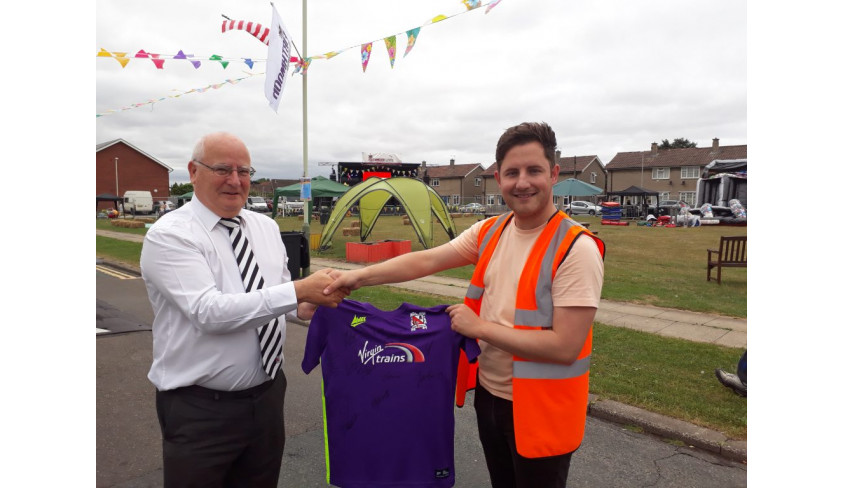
[461,335,482,363]
[551,235,604,308]
[301,307,329,374]
[141,224,298,335]
[448,219,485,263]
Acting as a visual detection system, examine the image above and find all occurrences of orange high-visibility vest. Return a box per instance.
[455,210,606,458]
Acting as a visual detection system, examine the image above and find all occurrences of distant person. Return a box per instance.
[324,122,605,487]
[715,351,747,397]
[141,132,346,487]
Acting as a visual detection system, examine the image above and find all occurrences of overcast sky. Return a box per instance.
[96,0,747,184]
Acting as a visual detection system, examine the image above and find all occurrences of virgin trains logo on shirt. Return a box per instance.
[410,312,427,331]
[358,341,426,365]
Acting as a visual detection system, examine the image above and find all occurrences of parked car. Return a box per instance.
[459,203,486,213]
[246,196,270,212]
[565,201,601,215]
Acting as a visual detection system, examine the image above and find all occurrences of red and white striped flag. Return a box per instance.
[221,20,270,45]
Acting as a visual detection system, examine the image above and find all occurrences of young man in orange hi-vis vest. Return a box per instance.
[323,122,605,487]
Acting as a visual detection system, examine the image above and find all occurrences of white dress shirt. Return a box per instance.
[141,197,299,391]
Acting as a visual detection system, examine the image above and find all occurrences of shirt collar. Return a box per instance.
[189,195,244,232]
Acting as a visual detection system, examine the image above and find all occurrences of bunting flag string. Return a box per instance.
[99,1,503,74]
[228,0,504,73]
[96,72,261,118]
[98,48,281,70]
[98,1,505,116]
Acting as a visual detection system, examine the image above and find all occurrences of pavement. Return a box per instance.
[96,229,747,462]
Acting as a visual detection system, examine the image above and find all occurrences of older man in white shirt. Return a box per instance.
[141,132,345,487]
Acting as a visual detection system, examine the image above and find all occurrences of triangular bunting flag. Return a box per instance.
[174,50,201,69]
[485,0,503,13]
[462,0,482,10]
[384,36,397,68]
[431,14,447,23]
[112,52,130,68]
[209,54,229,69]
[97,48,112,57]
[404,27,421,57]
[149,53,165,69]
[244,58,254,69]
[361,43,372,72]
[134,49,149,58]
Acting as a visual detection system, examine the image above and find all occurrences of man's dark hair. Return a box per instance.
[495,122,557,170]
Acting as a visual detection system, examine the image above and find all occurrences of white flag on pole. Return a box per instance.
[265,4,292,112]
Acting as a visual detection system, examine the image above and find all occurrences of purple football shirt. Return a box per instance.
[302,299,481,488]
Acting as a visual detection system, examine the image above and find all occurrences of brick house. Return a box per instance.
[605,138,747,207]
[96,139,172,211]
[421,159,485,208]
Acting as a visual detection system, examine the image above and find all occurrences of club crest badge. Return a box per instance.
[410,312,427,331]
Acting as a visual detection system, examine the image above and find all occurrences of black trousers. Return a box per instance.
[474,382,573,488]
[155,371,287,488]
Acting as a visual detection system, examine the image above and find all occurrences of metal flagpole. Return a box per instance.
[300,0,310,276]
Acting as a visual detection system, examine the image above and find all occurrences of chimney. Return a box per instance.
[450,158,455,166]
[651,142,658,154]
[421,160,426,169]
[712,137,720,150]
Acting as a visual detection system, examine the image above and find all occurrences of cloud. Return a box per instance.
[96,0,747,183]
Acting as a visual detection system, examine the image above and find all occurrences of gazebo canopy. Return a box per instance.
[96,193,124,203]
[606,185,659,198]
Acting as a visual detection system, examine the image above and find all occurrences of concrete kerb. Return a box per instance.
[587,395,747,463]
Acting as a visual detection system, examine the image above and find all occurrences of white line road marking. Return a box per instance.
[96,265,138,280]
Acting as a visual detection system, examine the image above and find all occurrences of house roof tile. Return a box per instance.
[424,163,482,178]
[607,144,747,170]
[96,138,174,172]
[558,155,600,173]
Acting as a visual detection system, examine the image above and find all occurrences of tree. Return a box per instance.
[658,138,697,149]
[171,182,194,195]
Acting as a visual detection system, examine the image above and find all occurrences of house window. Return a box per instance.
[652,167,669,180]
[679,191,697,206]
[590,172,597,184]
[431,178,439,187]
[474,177,481,187]
[659,192,671,201]
[680,167,700,179]
[487,194,497,205]
[452,195,460,205]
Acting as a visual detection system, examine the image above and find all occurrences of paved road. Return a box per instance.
[96,263,746,487]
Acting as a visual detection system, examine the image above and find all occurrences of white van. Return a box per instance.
[246,196,269,212]
[123,191,154,214]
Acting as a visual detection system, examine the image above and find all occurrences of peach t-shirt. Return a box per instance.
[449,216,604,400]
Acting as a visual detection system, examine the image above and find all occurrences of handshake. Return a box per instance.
[293,268,362,307]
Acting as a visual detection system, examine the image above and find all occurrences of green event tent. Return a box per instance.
[319,177,457,250]
[272,176,349,217]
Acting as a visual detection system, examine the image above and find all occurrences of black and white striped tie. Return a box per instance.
[219,216,283,379]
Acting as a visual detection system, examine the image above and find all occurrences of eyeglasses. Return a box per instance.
[192,159,256,178]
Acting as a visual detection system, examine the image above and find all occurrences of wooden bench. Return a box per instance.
[707,236,747,284]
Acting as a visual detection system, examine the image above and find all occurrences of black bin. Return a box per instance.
[280,231,310,280]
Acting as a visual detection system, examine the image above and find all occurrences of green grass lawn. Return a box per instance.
[98,214,746,317]
[96,215,747,439]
